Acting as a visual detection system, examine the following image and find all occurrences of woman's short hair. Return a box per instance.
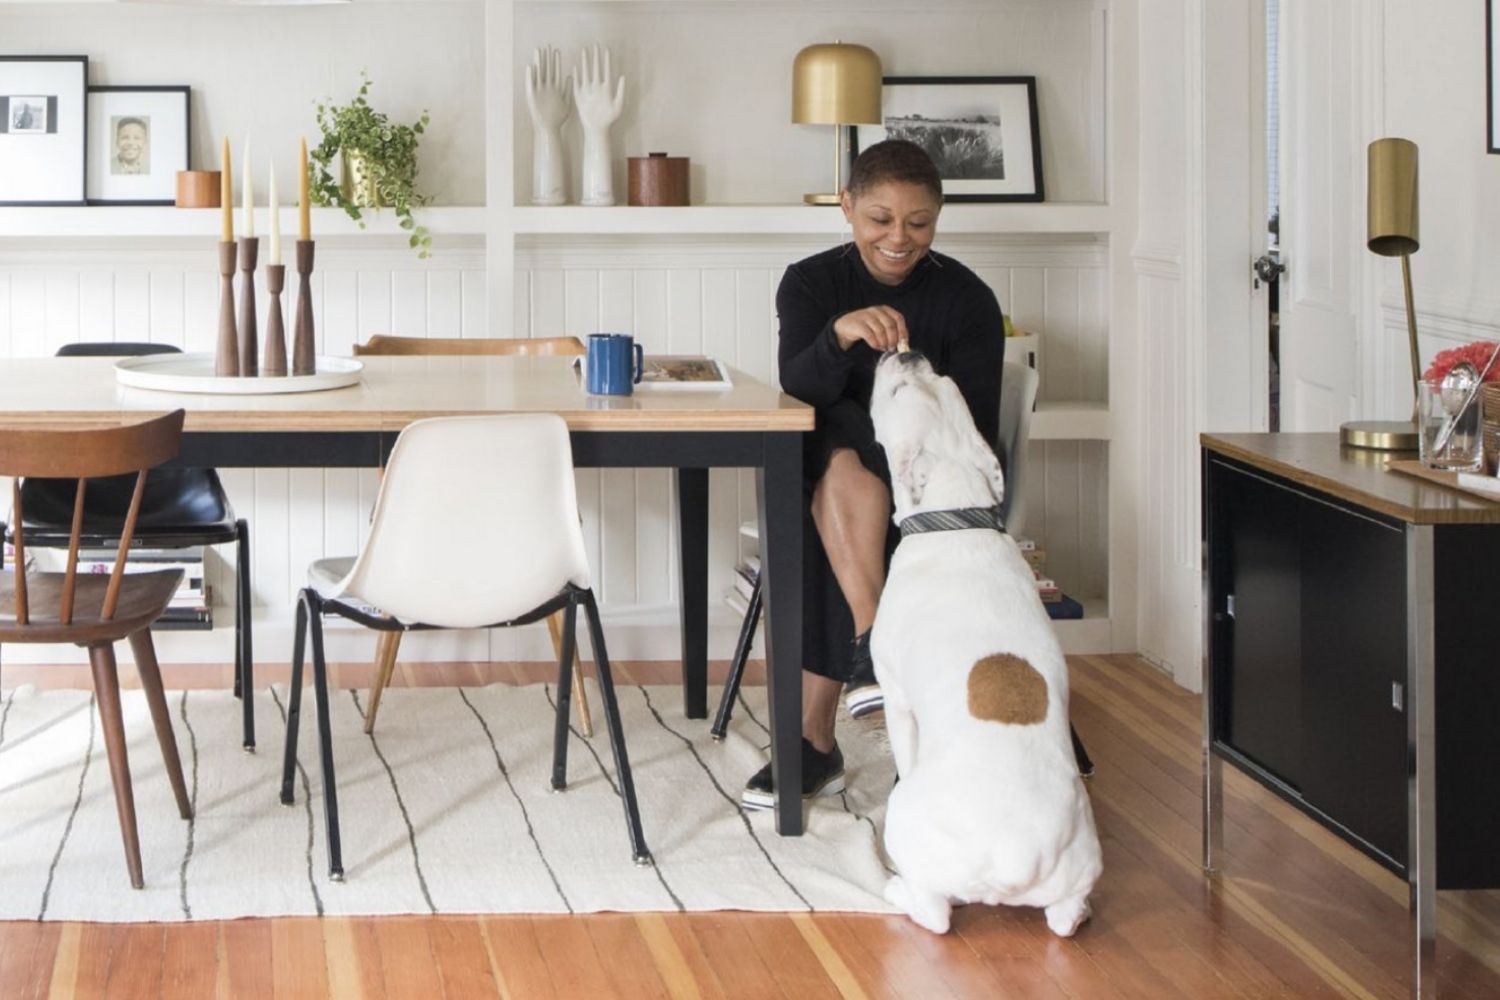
[846,139,943,202]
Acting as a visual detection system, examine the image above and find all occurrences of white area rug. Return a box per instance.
[0,681,898,922]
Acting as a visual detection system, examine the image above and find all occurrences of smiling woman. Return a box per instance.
[738,137,1007,812]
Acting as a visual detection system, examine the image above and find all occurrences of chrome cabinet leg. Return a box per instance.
[1406,525,1437,999]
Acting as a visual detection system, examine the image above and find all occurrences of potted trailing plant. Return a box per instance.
[309,73,432,258]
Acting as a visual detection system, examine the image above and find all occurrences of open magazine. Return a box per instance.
[639,355,733,390]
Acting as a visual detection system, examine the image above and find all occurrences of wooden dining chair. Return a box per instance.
[349,334,594,737]
[0,410,194,889]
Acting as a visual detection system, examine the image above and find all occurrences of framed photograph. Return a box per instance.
[1489,0,1500,152]
[87,86,190,205]
[853,76,1044,202]
[0,55,88,205]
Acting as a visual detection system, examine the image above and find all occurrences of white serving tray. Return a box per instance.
[114,353,363,395]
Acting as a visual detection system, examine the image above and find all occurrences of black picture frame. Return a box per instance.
[86,85,191,205]
[853,75,1044,203]
[0,55,88,206]
[1489,0,1499,153]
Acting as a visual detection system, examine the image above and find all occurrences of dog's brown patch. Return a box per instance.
[967,653,1049,725]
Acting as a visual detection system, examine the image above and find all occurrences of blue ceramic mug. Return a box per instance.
[586,333,644,395]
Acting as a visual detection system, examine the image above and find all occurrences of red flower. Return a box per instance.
[1423,340,1500,383]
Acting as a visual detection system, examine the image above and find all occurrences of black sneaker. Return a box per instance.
[844,629,884,719]
[740,739,846,811]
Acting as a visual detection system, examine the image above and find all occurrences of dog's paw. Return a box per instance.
[1044,896,1092,937]
[885,876,952,935]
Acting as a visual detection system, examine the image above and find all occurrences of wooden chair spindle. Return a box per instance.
[101,469,150,622]
[10,478,27,625]
[59,477,88,625]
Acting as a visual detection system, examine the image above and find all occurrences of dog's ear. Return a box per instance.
[889,440,933,512]
[934,377,1006,507]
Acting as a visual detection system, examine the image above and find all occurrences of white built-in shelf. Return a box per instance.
[1032,402,1110,441]
[0,206,488,240]
[512,202,1111,236]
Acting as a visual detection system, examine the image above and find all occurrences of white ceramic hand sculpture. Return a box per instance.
[525,46,573,205]
[574,43,625,207]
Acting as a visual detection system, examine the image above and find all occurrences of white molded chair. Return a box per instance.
[998,360,1041,537]
[279,413,650,879]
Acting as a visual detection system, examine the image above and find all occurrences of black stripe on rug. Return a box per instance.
[351,690,436,915]
[37,696,95,921]
[456,688,573,914]
[270,686,324,917]
[0,687,15,748]
[638,686,812,912]
[541,683,684,913]
[177,690,200,919]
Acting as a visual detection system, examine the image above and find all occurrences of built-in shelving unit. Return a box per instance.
[0,206,488,240]
[511,203,1111,236]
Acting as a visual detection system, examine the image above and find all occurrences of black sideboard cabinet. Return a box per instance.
[1202,433,1500,999]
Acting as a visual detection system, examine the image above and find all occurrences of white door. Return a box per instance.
[1276,0,1363,431]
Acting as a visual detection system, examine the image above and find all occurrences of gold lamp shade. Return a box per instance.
[1367,137,1419,257]
[791,42,882,204]
[1342,137,1422,451]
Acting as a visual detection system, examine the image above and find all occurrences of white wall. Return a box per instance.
[0,1,486,205]
[1376,0,1500,412]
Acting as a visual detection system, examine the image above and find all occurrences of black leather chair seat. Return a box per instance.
[17,470,238,547]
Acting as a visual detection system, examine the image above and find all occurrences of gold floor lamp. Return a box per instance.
[791,41,882,205]
[1342,137,1422,450]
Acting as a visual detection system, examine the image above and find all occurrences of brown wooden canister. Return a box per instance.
[176,170,222,208]
[628,153,689,206]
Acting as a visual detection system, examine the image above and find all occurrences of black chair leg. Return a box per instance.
[280,593,309,805]
[551,599,579,791]
[582,590,651,866]
[1071,723,1095,778]
[236,519,255,750]
[306,595,344,880]
[711,576,762,741]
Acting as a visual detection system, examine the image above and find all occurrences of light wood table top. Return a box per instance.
[0,355,814,434]
[1202,432,1500,525]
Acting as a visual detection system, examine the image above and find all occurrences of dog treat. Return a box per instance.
[898,337,910,354]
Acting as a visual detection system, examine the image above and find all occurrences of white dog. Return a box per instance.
[869,350,1101,936]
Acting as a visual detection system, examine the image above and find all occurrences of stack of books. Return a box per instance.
[724,554,759,618]
[1016,538,1084,620]
[74,546,213,630]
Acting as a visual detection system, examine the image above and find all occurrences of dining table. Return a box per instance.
[0,353,816,835]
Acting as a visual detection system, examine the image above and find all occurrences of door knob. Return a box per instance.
[1253,252,1285,287]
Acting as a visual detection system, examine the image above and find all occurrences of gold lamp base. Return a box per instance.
[803,192,841,205]
[1340,419,1419,451]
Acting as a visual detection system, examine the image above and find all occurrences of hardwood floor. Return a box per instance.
[2,653,1498,998]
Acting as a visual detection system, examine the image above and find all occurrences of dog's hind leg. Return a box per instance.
[885,875,953,935]
[1044,893,1092,937]
[882,682,918,777]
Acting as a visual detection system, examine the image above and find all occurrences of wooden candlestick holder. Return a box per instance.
[292,240,316,376]
[237,237,260,377]
[215,241,239,377]
[263,263,288,376]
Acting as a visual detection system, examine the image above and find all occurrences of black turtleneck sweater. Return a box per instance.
[776,244,1005,448]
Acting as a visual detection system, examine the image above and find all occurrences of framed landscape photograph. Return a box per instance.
[854,76,1044,202]
[87,85,190,205]
[1489,0,1500,152]
[0,55,88,205]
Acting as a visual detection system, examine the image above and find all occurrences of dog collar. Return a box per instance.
[898,505,1007,537]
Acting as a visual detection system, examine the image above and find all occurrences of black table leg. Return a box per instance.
[676,467,709,718]
[759,432,805,836]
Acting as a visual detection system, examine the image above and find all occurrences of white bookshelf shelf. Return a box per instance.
[0,206,488,240]
[1032,402,1111,441]
[511,202,1110,236]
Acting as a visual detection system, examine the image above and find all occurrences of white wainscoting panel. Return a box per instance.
[1,232,1108,662]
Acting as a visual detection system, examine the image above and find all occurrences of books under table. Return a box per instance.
[71,547,213,630]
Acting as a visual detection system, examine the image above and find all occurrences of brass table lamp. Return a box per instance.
[1342,137,1421,450]
[792,42,882,205]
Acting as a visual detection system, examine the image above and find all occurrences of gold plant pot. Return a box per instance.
[340,151,386,208]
